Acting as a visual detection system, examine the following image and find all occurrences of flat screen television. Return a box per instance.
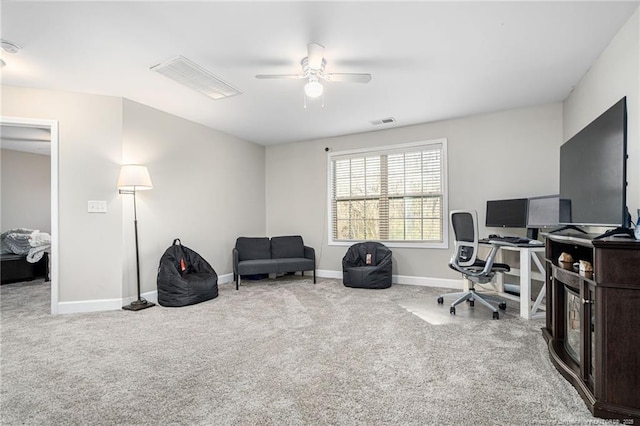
[559,97,628,232]
[485,198,528,228]
[527,195,571,228]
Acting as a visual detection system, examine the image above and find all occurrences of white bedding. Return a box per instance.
[0,228,51,263]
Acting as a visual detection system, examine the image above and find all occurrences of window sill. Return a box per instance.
[328,240,448,249]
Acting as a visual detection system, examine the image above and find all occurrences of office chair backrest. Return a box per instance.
[450,210,479,267]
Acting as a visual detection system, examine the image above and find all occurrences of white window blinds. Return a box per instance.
[330,140,447,245]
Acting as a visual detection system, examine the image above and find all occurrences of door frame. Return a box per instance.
[1,116,59,314]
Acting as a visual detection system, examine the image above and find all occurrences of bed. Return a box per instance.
[1,229,51,284]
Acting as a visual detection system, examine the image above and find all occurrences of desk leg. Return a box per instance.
[495,248,505,293]
[520,248,531,319]
[530,251,547,319]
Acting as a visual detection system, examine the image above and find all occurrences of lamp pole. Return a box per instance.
[122,186,155,311]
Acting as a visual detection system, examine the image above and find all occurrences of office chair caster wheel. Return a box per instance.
[437,297,444,304]
[499,302,507,310]
[492,312,500,320]
[469,300,474,307]
[450,307,456,315]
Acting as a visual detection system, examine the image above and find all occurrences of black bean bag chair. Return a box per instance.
[342,241,392,289]
[157,239,218,307]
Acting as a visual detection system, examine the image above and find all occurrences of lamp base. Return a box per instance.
[122,299,155,311]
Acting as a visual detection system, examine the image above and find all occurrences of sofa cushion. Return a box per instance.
[271,236,304,259]
[238,259,279,275]
[236,237,271,261]
[273,258,314,274]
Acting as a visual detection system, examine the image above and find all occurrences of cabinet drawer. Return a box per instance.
[553,266,580,290]
[595,248,640,288]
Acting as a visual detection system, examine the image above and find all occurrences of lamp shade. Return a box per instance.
[117,165,153,191]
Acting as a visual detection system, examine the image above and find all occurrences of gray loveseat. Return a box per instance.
[232,235,316,290]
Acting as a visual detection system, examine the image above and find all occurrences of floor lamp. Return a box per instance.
[118,164,155,311]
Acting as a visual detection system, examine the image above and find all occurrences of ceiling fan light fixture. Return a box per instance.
[304,79,323,98]
[257,42,371,106]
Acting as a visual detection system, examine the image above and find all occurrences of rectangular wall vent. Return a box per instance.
[150,55,242,100]
[370,117,396,125]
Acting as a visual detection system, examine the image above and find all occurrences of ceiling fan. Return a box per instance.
[255,43,372,102]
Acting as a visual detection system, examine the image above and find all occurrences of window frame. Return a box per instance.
[327,139,449,249]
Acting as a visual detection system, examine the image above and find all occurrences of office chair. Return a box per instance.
[437,210,509,319]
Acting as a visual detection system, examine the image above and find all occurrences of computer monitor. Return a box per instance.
[527,195,573,227]
[485,198,528,228]
[526,195,571,239]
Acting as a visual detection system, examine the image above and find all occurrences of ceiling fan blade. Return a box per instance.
[307,43,324,70]
[323,73,372,83]
[255,74,305,80]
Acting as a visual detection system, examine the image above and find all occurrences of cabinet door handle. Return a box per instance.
[582,298,593,305]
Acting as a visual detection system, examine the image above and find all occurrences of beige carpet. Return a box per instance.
[1,276,607,425]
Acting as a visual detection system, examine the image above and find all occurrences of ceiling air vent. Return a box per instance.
[370,117,396,126]
[150,55,242,100]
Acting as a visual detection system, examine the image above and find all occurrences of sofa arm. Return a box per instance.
[232,248,239,274]
[304,245,316,284]
[304,245,315,263]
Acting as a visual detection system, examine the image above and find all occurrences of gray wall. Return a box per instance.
[266,103,563,280]
[2,86,124,303]
[1,86,266,310]
[121,99,266,297]
[1,149,51,233]
[563,8,639,224]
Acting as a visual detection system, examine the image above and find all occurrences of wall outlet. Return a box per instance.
[88,200,108,213]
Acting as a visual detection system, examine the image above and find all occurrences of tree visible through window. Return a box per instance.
[330,140,446,245]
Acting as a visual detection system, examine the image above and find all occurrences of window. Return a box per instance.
[329,139,448,248]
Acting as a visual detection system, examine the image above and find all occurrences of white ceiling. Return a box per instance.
[1,1,638,146]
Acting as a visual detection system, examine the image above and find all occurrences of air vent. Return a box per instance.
[370,117,396,125]
[150,55,242,100]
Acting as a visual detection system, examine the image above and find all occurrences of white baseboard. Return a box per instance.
[56,272,460,314]
[317,269,462,290]
[57,273,236,314]
[57,298,123,314]
[58,292,161,314]
[392,274,462,289]
[217,273,234,284]
[316,269,343,279]
[138,290,157,304]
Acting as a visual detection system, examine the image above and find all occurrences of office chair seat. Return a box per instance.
[451,259,510,272]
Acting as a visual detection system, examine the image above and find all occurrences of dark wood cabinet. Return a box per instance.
[543,233,640,421]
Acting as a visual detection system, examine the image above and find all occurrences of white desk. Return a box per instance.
[494,244,546,320]
[468,243,546,320]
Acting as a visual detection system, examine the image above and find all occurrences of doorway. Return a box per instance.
[0,117,59,314]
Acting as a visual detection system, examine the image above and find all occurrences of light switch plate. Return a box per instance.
[88,200,108,213]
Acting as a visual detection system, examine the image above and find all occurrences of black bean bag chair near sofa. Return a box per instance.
[157,239,218,307]
[342,241,393,289]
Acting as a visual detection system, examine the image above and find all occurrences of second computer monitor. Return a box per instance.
[527,195,571,228]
